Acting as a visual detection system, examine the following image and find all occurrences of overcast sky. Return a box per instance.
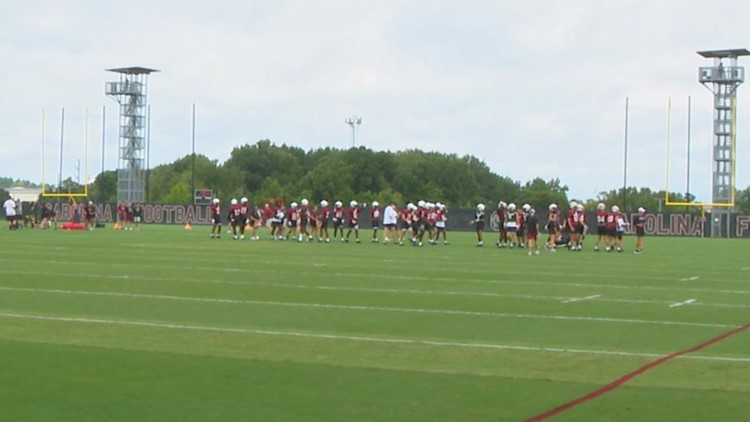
[1,0,749,202]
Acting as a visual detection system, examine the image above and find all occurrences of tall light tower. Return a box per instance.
[697,49,748,236]
[105,67,158,204]
[345,115,362,147]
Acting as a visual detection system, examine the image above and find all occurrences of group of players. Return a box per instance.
[471,200,646,254]
[208,197,450,246]
[207,196,647,253]
[113,202,145,231]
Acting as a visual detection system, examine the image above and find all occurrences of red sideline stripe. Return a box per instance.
[523,321,750,422]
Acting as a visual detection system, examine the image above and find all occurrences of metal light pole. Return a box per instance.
[345,115,362,147]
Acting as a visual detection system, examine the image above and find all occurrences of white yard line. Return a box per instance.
[562,295,601,304]
[0,311,747,364]
[0,286,734,329]
[669,299,697,308]
[3,269,750,310]
[7,266,750,297]
[679,276,700,281]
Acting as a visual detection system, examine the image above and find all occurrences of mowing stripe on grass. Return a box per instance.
[0,311,748,364]
[523,320,750,421]
[0,286,739,329]
[7,266,750,297]
[5,253,750,286]
[4,270,750,312]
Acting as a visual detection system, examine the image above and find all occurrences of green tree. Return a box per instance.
[163,181,192,204]
[736,187,750,213]
[89,171,117,203]
[517,178,569,210]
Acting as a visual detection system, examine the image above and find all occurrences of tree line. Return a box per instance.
[14,139,750,213]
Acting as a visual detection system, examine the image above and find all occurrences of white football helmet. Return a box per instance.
[508,203,516,211]
[612,205,620,212]
[240,197,248,204]
[320,199,329,207]
[597,202,606,211]
[372,201,379,207]
[417,200,426,208]
[477,203,486,212]
[213,198,220,204]
[522,203,531,212]
[638,207,646,213]
[335,200,343,207]
[497,201,506,209]
[350,200,358,207]
[407,203,416,210]
[290,202,298,208]
[301,198,309,206]
[569,200,578,209]
[576,204,584,211]
[549,203,557,210]
[230,198,238,205]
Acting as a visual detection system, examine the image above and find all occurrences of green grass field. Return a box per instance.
[1,225,748,421]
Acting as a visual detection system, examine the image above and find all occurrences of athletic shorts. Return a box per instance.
[505,226,517,233]
[597,225,607,236]
[423,223,432,232]
[288,221,298,228]
[636,227,645,237]
[475,221,485,231]
[384,223,396,229]
[321,220,329,229]
[400,222,411,231]
[574,225,584,235]
[607,227,617,237]
[371,222,380,228]
[212,216,221,225]
[348,221,359,229]
[133,216,142,223]
[546,222,557,233]
[526,232,538,241]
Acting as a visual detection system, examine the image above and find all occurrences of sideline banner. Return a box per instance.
[35,203,750,238]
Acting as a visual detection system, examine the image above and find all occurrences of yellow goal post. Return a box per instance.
[664,97,736,210]
[40,108,90,199]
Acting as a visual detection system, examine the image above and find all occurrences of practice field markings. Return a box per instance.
[561,295,601,304]
[679,276,700,281]
[7,253,750,286]
[523,320,750,421]
[0,311,749,365]
[0,286,734,329]
[669,299,697,308]
[6,261,750,297]
[5,269,750,310]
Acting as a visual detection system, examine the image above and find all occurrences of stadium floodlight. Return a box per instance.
[345,115,363,147]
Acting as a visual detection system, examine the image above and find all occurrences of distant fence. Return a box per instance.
[15,203,750,238]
